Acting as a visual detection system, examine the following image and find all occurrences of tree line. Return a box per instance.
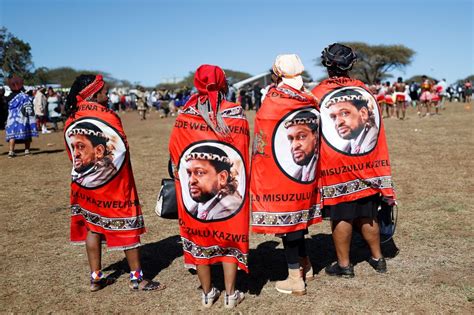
[1,27,471,88]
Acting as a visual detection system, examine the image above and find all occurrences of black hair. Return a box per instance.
[331,89,369,111]
[321,43,357,76]
[65,74,97,117]
[189,145,231,173]
[397,77,403,83]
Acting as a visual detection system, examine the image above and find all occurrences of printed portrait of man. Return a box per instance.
[284,110,319,182]
[185,145,242,221]
[67,122,117,187]
[325,89,379,154]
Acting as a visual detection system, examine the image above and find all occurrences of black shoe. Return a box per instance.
[325,262,355,278]
[368,257,387,273]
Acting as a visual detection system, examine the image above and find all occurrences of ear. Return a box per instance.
[95,144,106,159]
[217,170,229,187]
[360,107,369,120]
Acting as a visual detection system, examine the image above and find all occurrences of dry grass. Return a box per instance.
[0,102,473,313]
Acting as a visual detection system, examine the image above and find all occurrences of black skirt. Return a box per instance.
[322,194,381,221]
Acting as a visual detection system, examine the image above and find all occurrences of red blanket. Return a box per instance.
[64,101,145,249]
[169,100,250,271]
[312,77,396,206]
[250,85,322,234]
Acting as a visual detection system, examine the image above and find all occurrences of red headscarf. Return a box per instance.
[76,74,105,102]
[185,64,227,113]
[7,75,24,91]
[183,65,231,139]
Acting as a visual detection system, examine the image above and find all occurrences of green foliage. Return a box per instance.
[0,27,34,84]
[301,70,313,83]
[456,74,474,85]
[30,67,131,87]
[316,42,415,84]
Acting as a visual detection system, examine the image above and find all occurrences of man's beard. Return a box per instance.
[189,182,219,203]
[74,162,94,174]
[191,191,216,203]
[338,121,365,140]
[293,152,314,166]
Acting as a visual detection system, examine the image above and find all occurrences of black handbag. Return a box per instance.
[155,160,178,219]
[378,199,398,243]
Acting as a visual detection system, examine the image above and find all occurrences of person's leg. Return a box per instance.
[124,247,165,291]
[24,140,31,154]
[282,237,300,270]
[355,217,382,259]
[331,220,353,267]
[276,236,306,295]
[222,262,244,308]
[8,139,17,157]
[198,264,220,307]
[355,217,387,272]
[222,262,237,295]
[124,247,140,271]
[86,231,102,272]
[297,237,313,281]
[197,264,212,294]
[396,102,401,119]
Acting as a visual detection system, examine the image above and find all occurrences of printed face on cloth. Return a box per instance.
[185,146,232,203]
[329,102,367,140]
[284,110,319,166]
[68,122,108,173]
[312,79,395,206]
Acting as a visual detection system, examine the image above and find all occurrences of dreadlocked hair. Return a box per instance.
[65,74,97,117]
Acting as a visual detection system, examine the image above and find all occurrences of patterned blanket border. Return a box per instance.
[322,176,393,199]
[71,205,144,230]
[252,206,321,227]
[181,237,248,266]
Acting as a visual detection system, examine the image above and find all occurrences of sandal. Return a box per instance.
[90,278,109,292]
[129,278,166,291]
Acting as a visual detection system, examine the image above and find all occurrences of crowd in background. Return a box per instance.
[369,77,472,119]
[0,77,472,133]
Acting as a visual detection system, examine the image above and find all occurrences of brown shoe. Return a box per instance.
[300,257,314,281]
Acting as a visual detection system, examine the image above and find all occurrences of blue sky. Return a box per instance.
[1,0,473,86]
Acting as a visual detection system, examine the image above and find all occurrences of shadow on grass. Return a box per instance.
[234,232,399,296]
[101,232,399,294]
[0,148,64,155]
[102,235,183,283]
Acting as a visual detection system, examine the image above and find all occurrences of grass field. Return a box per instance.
[0,102,473,313]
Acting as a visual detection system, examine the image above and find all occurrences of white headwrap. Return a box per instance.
[272,54,305,90]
